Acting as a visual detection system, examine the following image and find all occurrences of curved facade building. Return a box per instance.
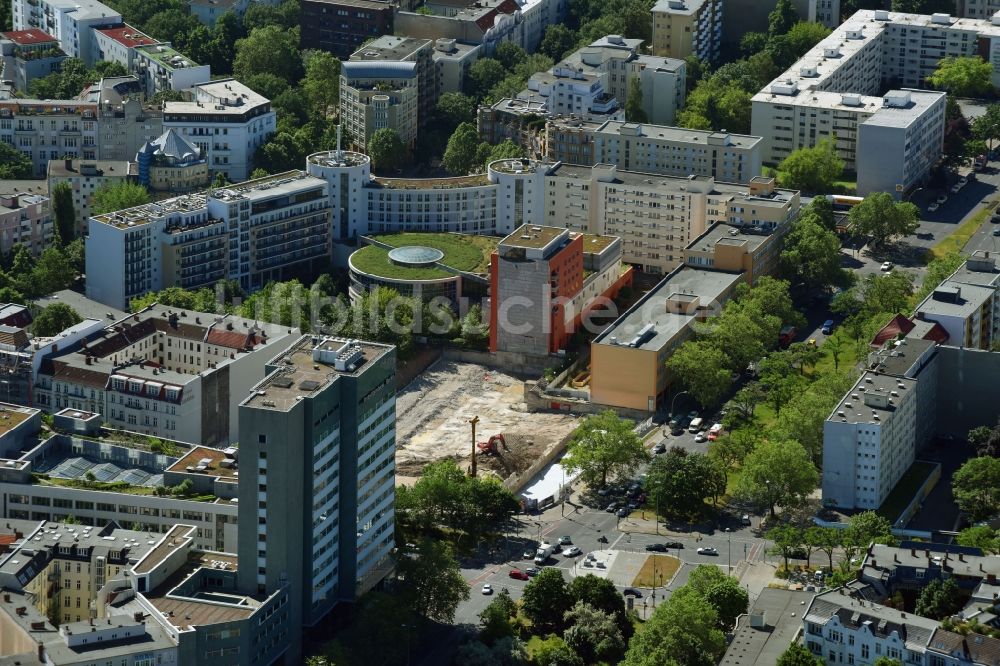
[347,243,463,304]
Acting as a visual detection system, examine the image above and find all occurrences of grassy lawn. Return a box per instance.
[927,202,996,260]
[876,460,938,523]
[631,554,681,588]
[762,167,856,195]
[371,232,498,272]
[350,245,453,280]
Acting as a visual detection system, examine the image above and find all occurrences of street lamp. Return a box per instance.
[669,390,689,420]
[726,527,732,575]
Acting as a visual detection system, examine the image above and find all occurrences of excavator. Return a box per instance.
[477,433,509,456]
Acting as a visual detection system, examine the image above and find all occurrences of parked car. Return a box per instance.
[687,410,700,420]
[525,567,540,576]
[605,503,618,512]
[994,227,1000,237]
[645,543,667,552]
[936,194,948,204]
[697,547,718,555]
[880,261,893,272]
[663,541,684,549]
[928,202,940,213]
[707,430,720,441]
[597,486,612,496]
[616,507,630,518]
[991,212,1000,223]
[653,442,666,454]
[951,181,964,193]
[741,514,752,526]
[509,569,529,581]
[482,583,494,595]
[821,319,834,335]
[558,536,573,546]
[623,588,643,598]
[562,546,582,557]
[694,432,707,443]
[523,550,535,559]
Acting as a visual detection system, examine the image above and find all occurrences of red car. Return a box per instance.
[509,569,529,581]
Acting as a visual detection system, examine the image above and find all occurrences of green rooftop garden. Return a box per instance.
[351,232,499,280]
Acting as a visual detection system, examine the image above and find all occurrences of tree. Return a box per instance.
[737,439,818,516]
[563,602,625,664]
[302,50,340,119]
[443,123,482,175]
[808,526,841,571]
[872,658,903,666]
[645,448,724,518]
[777,138,844,193]
[767,525,804,572]
[368,128,406,172]
[971,103,1000,151]
[625,78,647,123]
[539,24,578,61]
[768,0,798,37]
[845,511,895,549]
[50,182,76,244]
[686,565,748,629]
[892,0,954,12]
[927,56,994,97]
[494,42,527,70]
[0,143,32,179]
[777,642,822,666]
[678,80,752,133]
[952,457,1000,521]
[848,192,920,249]
[485,140,525,165]
[956,525,999,553]
[32,303,82,337]
[91,182,150,215]
[31,247,77,295]
[479,589,517,644]
[915,578,964,620]
[785,21,831,57]
[532,636,583,666]
[467,59,507,100]
[335,592,417,666]
[521,568,573,633]
[395,537,470,623]
[780,217,851,292]
[824,333,847,371]
[568,574,629,636]
[562,410,649,489]
[708,429,757,486]
[434,92,478,129]
[233,25,303,83]
[726,384,765,423]
[621,586,725,666]
[666,341,732,408]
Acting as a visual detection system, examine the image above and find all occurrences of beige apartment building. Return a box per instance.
[340,60,420,152]
[651,0,723,62]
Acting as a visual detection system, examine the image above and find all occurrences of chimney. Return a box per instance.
[871,559,877,568]
[894,553,899,563]
[38,644,44,662]
[910,548,916,557]
[958,553,964,562]
[64,156,72,172]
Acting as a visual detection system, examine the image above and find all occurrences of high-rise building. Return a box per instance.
[237,335,396,662]
[46,158,132,236]
[10,0,121,65]
[651,0,723,62]
[0,192,53,256]
[299,0,395,59]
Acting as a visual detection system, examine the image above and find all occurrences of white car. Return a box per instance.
[694,432,707,443]
[927,202,940,213]
[697,547,719,555]
[709,423,723,434]
[936,194,948,205]
[880,261,893,272]
[482,583,493,595]
[562,546,582,557]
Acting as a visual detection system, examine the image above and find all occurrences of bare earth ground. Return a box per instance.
[394,360,579,478]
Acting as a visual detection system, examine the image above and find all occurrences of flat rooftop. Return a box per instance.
[166,446,236,478]
[721,588,817,666]
[594,265,743,351]
[0,405,35,436]
[0,193,47,213]
[581,234,618,253]
[574,120,762,148]
[95,25,157,49]
[500,224,566,249]
[243,336,392,412]
[2,29,58,46]
[351,35,430,61]
[132,524,195,574]
[651,0,710,15]
[33,289,127,323]
[134,44,200,71]
[870,336,935,376]
[42,0,120,21]
[0,522,158,578]
[916,280,995,319]
[686,223,774,254]
[863,90,947,129]
[864,542,1000,580]
[949,252,1000,288]
[142,552,258,630]
[829,372,916,424]
[46,159,130,179]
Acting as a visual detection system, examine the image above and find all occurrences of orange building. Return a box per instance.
[489,225,632,357]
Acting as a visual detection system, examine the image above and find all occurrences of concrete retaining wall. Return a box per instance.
[893,462,942,529]
[442,347,552,377]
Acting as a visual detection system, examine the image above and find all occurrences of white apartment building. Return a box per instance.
[822,372,918,511]
[914,250,1000,350]
[34,306,297,446]
[133,43,210,98]
[46,158,131,235]
[93,24,159,69]
[803,588,941,666]
[339,60,420,152]
[545,119,763,183]
[432,38,481,94]
[163,79,275,182]
[0,191,53,255]
[958,0,1000,19]
[11,0,120,65]
[85,170,330,307]
[651,0,723,62]
[752,9,1000,194]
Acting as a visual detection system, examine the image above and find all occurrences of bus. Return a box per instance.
[825,194,865,211]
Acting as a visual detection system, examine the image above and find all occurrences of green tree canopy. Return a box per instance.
[777,138,845,193]
[434,92,479,130]
[666,341,732,408]
[563,601,626,664]
[952,456,1000,522]
[233,25,303,83]
[302,50,340,119]
[562,410,649,489]
[956,525,999,553]
[521,568,573,634]
[848,192,920,250]
[645,448,725,518]
[686,565,749,629]
[32,303,82,337]
[395,537,470,623]
[737,439,818,516]
[50,182,76,244]
[91,182,150,215]
[443,123,482,175]
[539,24,578,61]
[0,143,32,179]
[368,128,406,173]
[927,56,994,97]
[621,586,725,666]
[914,577,964,620]
[777,642,823,666]
[625,78,647,123]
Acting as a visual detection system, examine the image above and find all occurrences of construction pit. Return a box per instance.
[394,360,580,482]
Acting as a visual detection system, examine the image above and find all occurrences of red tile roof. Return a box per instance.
[870,313,949,347]
[206,328,258,350]
[96,24,158,49]
[2,29,58,46]
[474,0,520,32]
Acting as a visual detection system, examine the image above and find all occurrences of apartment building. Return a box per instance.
[0,519,291,665]
[590,265,744,411]
[489,225,632,356]
[958,0,1000,19]
[86,171,330,306]
[432,37,481,94]
[299,0,395,58]
[349,36,437,127]
[188,0,251,26]
[135,128,210,194]
[237,335,396,663]
[722,0,841,46]
[478,97,551,157]
[46,158,132,236]
[132,43,211,98]
[913,252,1000,350]
[34,305,297,445]
[10,0,121,65]
[684,221,788,285]
[822,371,919,511]
[0,29,67,93]
[651,0,723,62]
[340,60,419,152]
[0,192,53,256]
[163,79,275,182]
[93,24,158,70]
[545,120,763,183]
[395,0,564,54]
[79,76,164,164]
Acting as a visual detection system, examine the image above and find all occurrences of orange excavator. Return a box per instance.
[477,433,509,456]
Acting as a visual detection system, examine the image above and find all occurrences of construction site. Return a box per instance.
[394,360,580,483]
